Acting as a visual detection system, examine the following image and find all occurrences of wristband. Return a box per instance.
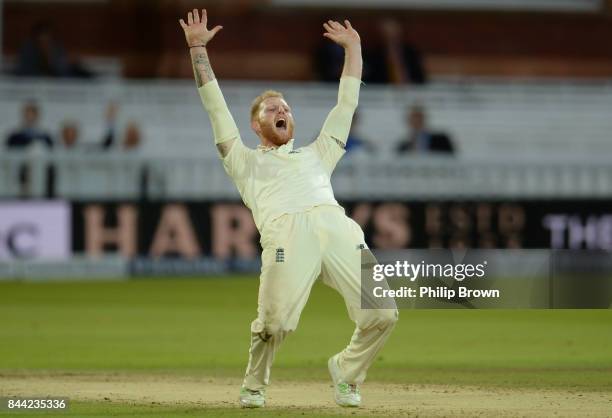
[190,44,206,48]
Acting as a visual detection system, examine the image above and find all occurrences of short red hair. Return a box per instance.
[250,90,284,122]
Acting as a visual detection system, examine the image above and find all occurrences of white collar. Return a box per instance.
[257,138,295,154]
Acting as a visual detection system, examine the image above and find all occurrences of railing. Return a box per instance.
[2,152,611,200]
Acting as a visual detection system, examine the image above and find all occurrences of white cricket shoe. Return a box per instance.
[328,354,361,407]
[239,386,265,408]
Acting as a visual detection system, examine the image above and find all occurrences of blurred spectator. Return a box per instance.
[6,101,53,150]
[396,105,454,154]
[123,122,142,151]
[15,21,93,78]
[59,103,124,151]
[99,103,144,151]
[101,102,119,150]
[6,101,54,197]
[120,121,146,197]
[368,19,427,85]
[60,121,80,149]
[345,112,374,155]
[47,122,82,198]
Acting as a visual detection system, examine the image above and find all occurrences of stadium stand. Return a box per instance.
[1,77,612,199]
[2,1,612,201]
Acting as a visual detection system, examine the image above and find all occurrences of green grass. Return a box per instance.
[1,277,611,417]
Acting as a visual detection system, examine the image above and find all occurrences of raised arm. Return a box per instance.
[321,20,362,148]
[179,9,240,159]
[323,19,362,80]
[309,20,362,173]
[180,9,221,87]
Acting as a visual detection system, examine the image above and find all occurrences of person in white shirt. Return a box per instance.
[179,8,398,409]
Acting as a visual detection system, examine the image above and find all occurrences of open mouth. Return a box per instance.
[275,119,287,129]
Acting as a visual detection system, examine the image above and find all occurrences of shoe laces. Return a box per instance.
[242,387,263,396]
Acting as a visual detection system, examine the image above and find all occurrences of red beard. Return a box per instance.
[259,120,294,147]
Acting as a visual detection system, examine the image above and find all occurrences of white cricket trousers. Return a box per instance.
[242,205,398,390]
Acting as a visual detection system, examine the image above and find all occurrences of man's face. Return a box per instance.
[124,123,141,149]
[409,108,425,131]
[253,97,294,147]
[23,105,39,127]
[61,123,79,147]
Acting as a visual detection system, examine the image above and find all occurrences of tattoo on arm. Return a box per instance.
[193,64,204,87]
[194,53,215,81]
[191,49,216,88]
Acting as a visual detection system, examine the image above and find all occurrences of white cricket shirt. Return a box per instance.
[199,76,360,233]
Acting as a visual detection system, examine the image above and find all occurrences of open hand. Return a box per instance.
[179,8,222,47]
[323,20,360,49]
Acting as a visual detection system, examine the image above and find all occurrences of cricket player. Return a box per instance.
[179,9,398,408]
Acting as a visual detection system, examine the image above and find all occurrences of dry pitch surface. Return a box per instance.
[1,372,610,417]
